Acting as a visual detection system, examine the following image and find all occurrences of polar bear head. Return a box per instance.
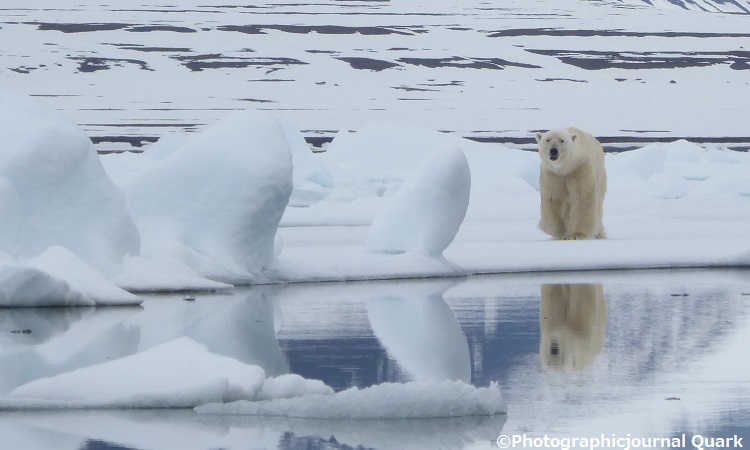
[535,128,581,174]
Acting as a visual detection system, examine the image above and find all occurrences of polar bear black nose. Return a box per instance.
[549,147,559,161]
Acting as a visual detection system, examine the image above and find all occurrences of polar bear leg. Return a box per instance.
[539,196,567,238]
[595,225,607,239]
[538,172,567,239]
[565,169,598,240]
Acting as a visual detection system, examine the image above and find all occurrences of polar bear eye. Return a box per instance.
[546,138,551,143]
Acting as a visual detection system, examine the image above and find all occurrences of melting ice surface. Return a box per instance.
[1,270,749,449]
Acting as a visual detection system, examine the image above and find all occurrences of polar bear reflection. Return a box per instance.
[539,284,608,370]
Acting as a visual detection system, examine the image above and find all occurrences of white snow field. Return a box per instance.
[617,0,750,12]
[1,0,750,151]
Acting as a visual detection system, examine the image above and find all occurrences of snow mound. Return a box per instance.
[0,248,141,307]
[111,256,233,293]
[325,122,483,176]
[0,90,139,277]
[0,337,266,409]
[607,143,667,180]
[0,335,337,411]
[258,374,334,400]
[320,122,485,198]
[283,121,537,226]
[608,139,748,183]
[197,380,506,419]
[606,140,750,212]
[123,109,293,283]
[27,246,142,306]
[366,144,471,256]
[0,260,84,308]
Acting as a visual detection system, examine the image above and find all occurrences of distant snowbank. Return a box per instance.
[614,0,750,13]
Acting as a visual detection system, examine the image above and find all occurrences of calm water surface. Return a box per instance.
[1,269,749,449]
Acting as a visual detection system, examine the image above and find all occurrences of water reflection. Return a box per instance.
[539,284,607,371]
[0,409,507,450]
[201,414,507,450]
[366,279,471,382]
[1,270,749,448]
[0,306,141,394]
[178,290,289,377]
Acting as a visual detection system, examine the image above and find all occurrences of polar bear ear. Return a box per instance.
[570,133,578,142]
[535,132,544,143]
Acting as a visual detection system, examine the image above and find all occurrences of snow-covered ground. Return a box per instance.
[1,0,750,151]
[617,0,750,13]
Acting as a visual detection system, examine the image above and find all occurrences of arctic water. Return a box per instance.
[1,269,748,449]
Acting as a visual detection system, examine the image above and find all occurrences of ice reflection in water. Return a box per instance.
[1,270,749,449]
[0,306,141,394]
[366,279,471,383]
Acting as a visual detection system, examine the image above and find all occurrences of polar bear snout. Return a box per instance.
[549,339,560,356]
[548,147,560,161]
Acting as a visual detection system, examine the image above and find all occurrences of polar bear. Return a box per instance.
[535,127,607,240]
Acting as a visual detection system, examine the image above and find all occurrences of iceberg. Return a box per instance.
[121,109,294,283]
[366,144,471,256]
[0,89,139,277]
[0,260,85,308]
